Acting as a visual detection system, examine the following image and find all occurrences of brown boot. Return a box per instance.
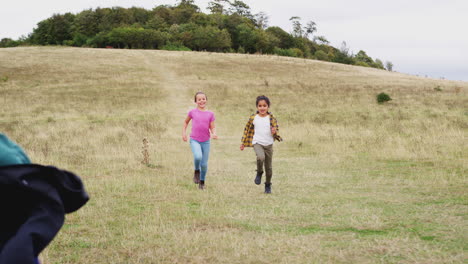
[193,170,200,184]
[198,180,205,190]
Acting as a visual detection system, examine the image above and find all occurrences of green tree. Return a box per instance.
[190,13,212,27]
[152,5,173,25]
[172,0,200,24]
[72,33,88,47]
[374,59,385,69]
[0,38,19,48]
[129,7,150,25]
[96,7,133,32]
[354,50,374,65]
[314,50,329,61]
[289,16,303,38]
[207,0,229,14]
[30,13,75,45]
[385,61,393,71]
[263,31,280,53]
[355,61,370,67]
[265,26,294,49]
[236,23,256,53]
[254,29,274,54]
[229,0,253,20]
[223,14,252,50]
[331,41,354,64]
[146,15,169,30]
[255,12,269,29]
[72,9,99,38]
[315,35,329,45]
[304,20,316,39]
[191,26,231,51]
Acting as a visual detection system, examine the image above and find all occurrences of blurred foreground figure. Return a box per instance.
[0,134,89,264]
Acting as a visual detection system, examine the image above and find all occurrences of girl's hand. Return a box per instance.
[240,144,245,151]
[271,126,277,135]
[212,134,218,139]
[182,134,187,142]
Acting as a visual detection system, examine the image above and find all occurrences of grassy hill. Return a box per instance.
[1,46,466,263]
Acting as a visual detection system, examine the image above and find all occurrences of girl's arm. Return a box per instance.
[271,126,277,134]
[182,116,191,141]
[240,116,254,150]
[210,121,218,139]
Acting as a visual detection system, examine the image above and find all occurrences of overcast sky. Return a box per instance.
[1,0,467,81]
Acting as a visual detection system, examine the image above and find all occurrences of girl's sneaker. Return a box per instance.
[264,183,272,194]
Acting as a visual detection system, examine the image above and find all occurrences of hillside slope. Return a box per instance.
[1,47,467,263]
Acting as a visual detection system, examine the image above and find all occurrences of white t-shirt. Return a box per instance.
[252,114,274,146]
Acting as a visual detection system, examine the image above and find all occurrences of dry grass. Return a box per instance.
[1,46,467,263]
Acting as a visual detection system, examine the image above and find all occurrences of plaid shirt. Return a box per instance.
[241,112,282,147]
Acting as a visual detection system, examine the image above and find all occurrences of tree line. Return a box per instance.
[0,0,393,70]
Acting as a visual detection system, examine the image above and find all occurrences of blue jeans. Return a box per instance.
[190,139,210,181]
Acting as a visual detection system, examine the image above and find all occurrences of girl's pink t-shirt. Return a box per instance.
[188,108,215,142]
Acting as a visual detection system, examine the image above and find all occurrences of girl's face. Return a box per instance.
[195,94,207,109]
[257,100,269,116]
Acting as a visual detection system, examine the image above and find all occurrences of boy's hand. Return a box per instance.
[182,134,187,141]
[271,126,277,135]
[240,144,245,151]
[212,134,218,139]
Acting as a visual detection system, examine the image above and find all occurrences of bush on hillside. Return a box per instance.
[161,42,191,51]
[314,50,329,61]
[0,38,20,48]
[377,92,392,104]
[355,61,370,67]
[273,47,294,57]
[290,48,304,58]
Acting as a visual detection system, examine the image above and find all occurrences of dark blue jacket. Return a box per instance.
[0,164,89,264]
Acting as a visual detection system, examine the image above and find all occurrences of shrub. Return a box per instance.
[273,47,295,57]
[373,59,385,69]
[314,50,329,61]
[290,48,304,58]
[63,40,74,46]
[0,38,20,48]
[355,61,370,67]
[434,86,443,92]
[73,33,89,47]
[377,92,392,104]
[161,42,191,51]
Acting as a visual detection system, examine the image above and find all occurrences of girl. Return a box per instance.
[182,92,217,190]
[240,95,282,194]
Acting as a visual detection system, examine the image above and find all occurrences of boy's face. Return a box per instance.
[257,100,269,115]
[196,94,207,108]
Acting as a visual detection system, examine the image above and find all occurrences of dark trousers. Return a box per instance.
[253,144,273,184]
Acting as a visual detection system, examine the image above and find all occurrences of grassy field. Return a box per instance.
[1,46,467,263]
